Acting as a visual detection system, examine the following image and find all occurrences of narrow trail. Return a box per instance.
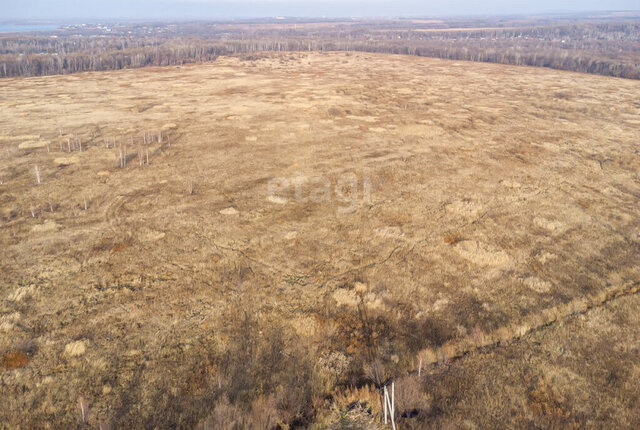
[413,279,640,373]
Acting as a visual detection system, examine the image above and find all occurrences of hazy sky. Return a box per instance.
[2,0,640,21]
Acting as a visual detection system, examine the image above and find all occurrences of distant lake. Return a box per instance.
[0,24,59,33]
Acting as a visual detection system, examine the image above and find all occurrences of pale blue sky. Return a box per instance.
[2,0,639,20]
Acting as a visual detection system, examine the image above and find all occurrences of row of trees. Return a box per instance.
[1,21,639,79]
[0,44,221,77]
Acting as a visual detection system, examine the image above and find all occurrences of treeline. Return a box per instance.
[340,40,640,79]
[1,20,639,79]
[0,44,221,77]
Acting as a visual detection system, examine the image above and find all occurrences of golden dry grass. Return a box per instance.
[0,52,639,427]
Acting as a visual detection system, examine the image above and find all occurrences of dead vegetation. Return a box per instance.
[0,52,639,427]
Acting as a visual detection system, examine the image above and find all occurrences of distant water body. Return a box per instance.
[0,24,59,33]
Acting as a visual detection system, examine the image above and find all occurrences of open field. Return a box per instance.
[1,52,640,427]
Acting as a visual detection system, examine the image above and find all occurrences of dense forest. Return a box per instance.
[1,17,640,78]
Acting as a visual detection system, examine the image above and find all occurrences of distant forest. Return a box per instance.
[1,18,639,79]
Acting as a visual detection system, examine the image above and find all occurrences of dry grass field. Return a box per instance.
[1,52,639,428]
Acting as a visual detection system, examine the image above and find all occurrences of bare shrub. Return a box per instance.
[185,181,194,195]
[204,307,315,428]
